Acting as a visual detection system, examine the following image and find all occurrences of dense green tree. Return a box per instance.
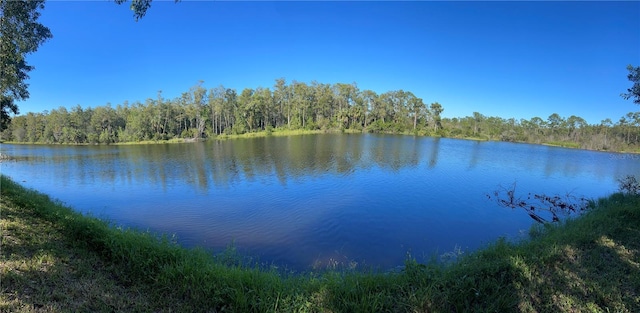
[0,0,52,131]
[291,81,311,129]
[253,87,272,130]
[43,107,67,143]
[529,117,545,137]
[391,90,410,131]
[208,85,225,135]
[223,88,237,134]
[622,65,640,104]
[405,92,425,132]
[187,81,208,138]
[429,102,444,132]
[90,105,120,143]
[9,114,27,141]
[365,91,390,128]
[599,118,613,149]
[313,82,336,130]
[472,112,485,136]
[64,105,90,143]
[24,112,44,142]
[236,88,254,133]
[547,113,565,138]
[359,89,378,129]
[273,78,290,128]
[372,91,393,125]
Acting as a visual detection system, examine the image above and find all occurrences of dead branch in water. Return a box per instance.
[487,182,591,224]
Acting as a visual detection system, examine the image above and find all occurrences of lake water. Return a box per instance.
[1,134,638,271]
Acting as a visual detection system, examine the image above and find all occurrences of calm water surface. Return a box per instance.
[2,134,638,270]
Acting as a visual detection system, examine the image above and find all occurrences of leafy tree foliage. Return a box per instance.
[2,78,640,153]
[0,80,433,143]
[114,0,180,21]
[0,0,52,131]
[429,102,443,132]
[622,64,640,105]
[440,110,640,151]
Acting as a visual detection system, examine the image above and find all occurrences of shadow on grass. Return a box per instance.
[1,187,154,312]
[503,193,640,312]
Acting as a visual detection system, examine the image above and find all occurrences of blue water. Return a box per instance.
[1,134,637,270]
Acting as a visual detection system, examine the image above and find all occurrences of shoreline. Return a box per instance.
[2,129,639,155]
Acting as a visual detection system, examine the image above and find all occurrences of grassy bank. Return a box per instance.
[5,130,640,155]
[1,175,639,312]
[215,128,332,140]
[542,141,582,149]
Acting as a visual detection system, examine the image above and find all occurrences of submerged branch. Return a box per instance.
[487,182,591,224]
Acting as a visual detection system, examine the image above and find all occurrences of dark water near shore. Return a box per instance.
[2,134,638,270]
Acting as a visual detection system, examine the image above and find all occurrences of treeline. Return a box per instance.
[2,80,442,143]
[439,112,640,151]
[2,79,639,151]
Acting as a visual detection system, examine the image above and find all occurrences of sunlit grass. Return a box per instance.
[214,128,344,140]
[0,184,154,312]
[543,141,582,149]
[2,175,639,312]
[454,135,490,142]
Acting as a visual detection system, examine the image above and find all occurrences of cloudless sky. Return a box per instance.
[17,1,640,124]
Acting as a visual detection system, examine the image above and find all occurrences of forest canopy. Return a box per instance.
[2,79,640,152]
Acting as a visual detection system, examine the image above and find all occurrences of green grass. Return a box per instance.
[1,175,639,312]
[214,128,347,140]
[114,138,191,145]
[455,135,490,142]
[543,141,582,149]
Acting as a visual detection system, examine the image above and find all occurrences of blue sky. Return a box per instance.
[18,1,640,124]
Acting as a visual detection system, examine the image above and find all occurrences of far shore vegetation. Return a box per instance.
[2,79,640,154]
[2,127,640,155]
[2,175,639,312]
